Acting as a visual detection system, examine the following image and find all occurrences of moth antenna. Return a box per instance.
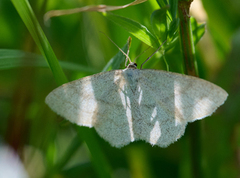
[125,37,132,67]
[140,40,167,69]
[133,45,151,62]
[99,32,132,66]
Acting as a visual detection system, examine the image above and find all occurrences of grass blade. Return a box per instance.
[104,12,159,48]
[11,0,67,85]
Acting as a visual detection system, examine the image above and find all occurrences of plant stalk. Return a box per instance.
[178,0,198,76]
[178,0,201,177]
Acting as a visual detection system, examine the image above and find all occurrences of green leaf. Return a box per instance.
[156,0,173,21]
[103,12,159,48]
[156,0,168,8]
[45,135,83,176]
[168,17,179,38]
[76,127,112,178]
[169,0,178,20]
[191,17,205,45]
[101,40,129,72]
[10,1,112,177]
[0,49,98,73]
[150,8,168,42]
[11,0,67,85]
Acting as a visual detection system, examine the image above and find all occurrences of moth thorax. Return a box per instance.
[127,62,137,69]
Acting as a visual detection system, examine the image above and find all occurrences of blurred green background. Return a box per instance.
[0,0,240,177]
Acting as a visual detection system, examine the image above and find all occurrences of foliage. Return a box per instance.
[0,0,240,177]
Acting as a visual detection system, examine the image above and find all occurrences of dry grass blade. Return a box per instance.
[44,0,148,22]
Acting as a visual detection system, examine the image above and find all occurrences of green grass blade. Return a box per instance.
[101,41,129,72]
[104,12,159,48]
[191,17,205,45]
[11,0,67,85]
[10,1,112,177]
[150,8,168,42]
[77,127,112,178]
[0,49,98,73]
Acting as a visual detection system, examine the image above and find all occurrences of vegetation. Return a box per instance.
[1,0,240,177]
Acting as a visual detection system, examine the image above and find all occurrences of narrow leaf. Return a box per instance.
[0,49,97,73]
[151,8,168,42]
[11,0,68,85]
[104,13,159,48]
[101,40,130,72]
[191,17,205,45]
